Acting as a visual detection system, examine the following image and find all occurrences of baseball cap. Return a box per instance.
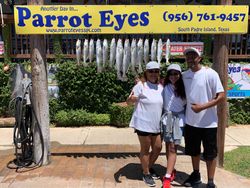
[146,61,160,70]
[183,47,201,57]
[167,64,182,72]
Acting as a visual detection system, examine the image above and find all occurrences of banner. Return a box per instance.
[228,64,250,98]
[48,64,59,98]
[14,5,248,34]
[164,42,204,56]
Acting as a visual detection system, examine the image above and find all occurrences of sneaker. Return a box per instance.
[170,169,176,182]
[143,174,156,187]
[183,171,202,187]
[149,168,160,180]
[162,177,171,188]
[207,182,217,188]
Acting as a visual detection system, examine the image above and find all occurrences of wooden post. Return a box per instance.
[28,0,50,165]
[212,0,232,167]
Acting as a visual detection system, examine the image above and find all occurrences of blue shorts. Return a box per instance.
[163,127,184,145]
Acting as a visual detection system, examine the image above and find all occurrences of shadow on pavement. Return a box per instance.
[51,152,140,159]
[114,163,166,183]
[51,152,170,159]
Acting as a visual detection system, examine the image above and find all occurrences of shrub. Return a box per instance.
[54,110,69,126]
[109,102,134,128]
[88,113,110,125]
[228,98,250,124]
[49,98,62,122]
[53,35,64,64]
[0,63,13,117]
[54,109,110,127]
[56,61,135,114]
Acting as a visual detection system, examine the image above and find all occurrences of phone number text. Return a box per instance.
[163,12,246,22]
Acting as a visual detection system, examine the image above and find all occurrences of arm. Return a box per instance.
[191,92,225,113]
[126,91,138,105]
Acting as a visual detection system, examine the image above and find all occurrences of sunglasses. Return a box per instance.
[169,72,179,76]
[148,69,160,73]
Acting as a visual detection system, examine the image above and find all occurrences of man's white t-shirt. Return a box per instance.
[163,84,186,127]
[182,66,224,128]
[129,81,163,133]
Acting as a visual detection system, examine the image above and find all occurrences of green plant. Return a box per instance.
[109,103,133,127]
[0,63,12,117]
[87,113,110,125]
[56,61,135,114]
[49,98,62,122]
[202,35,212,56]
[54,109,110,127]
[53,35,64,64]
[228,98,250,124]
[2,23,11,65]
[224,146,250,178]
[202,56,213,67]
[54,110,69,126]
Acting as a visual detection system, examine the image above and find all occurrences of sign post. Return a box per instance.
[213,0,232,168]
[28,0,50,166]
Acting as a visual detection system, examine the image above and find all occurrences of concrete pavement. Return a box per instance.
[0,125,250,188]
[1,125,250,149]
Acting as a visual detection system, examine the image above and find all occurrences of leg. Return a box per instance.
[206,159,216,180]
[138,134,157,187]
[165,142,169,160]
[149,134,162,168]
[184,125,202,171]
[166,142,177,175]
[163,143,178,188]
[138,135,151,174]
[203,128,218,185]
[183,125,202,187]
[191,155,201,171]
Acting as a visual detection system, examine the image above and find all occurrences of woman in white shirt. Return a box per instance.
[127,61,163,187]
[162,64,186,188]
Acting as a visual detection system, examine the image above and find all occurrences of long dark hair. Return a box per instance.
[164,71,186,100]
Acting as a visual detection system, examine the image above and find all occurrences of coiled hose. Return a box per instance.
[7,83,44,169]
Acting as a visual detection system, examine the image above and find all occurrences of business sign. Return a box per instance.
[0,41,4,55]
[14,5,248,34]
[228,63,250,98]
[168,42,203,56]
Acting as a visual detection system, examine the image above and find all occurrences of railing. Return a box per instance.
[7,33,250,60]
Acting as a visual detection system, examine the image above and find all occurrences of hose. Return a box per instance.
[7,82,45,170]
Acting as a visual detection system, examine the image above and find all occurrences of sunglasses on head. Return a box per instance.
[148,69,160,73]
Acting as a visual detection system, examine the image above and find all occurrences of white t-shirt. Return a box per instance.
[163,84,186,127]
[129,81,163,133]
[182,66,224,128]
